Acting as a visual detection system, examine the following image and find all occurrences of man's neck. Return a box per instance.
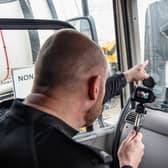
[24,93,85,129]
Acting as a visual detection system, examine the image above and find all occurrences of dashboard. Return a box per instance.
[122,108,168,168]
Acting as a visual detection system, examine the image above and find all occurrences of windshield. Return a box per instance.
[0,0,82,19]
[0,0,121,126]
[137,0,168,111]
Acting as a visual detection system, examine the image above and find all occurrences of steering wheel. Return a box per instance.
[111,97,132,168]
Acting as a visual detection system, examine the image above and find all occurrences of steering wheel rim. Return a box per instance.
[112,97,132,168]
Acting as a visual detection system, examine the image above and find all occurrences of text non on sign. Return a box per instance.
[18,73,34,82]
[12,65,34,98]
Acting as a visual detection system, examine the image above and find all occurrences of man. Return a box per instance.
[0,29,146,168]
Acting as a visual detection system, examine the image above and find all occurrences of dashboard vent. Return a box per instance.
[125,111,136,124]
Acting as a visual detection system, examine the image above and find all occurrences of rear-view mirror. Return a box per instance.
[68,16,98,43]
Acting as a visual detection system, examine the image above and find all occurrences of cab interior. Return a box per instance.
[0,0,168,168]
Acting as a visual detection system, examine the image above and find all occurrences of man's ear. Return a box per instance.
[88,75,101,101]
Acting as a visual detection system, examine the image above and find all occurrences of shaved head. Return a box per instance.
[32,29,107,94]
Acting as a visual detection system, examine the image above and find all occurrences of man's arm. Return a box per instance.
[103,73,126,104]
[103,60,149,104]
[118,130,144,168]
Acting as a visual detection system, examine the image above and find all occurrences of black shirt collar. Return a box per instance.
[7,99,78,137]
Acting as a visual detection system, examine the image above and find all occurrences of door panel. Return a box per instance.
[74,126,116,155]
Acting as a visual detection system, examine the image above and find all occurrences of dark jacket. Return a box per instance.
[103,73,127,104]
[0,100,112,168]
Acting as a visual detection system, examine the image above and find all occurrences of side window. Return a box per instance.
[137,0,168,111]
[0,29,57,100]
